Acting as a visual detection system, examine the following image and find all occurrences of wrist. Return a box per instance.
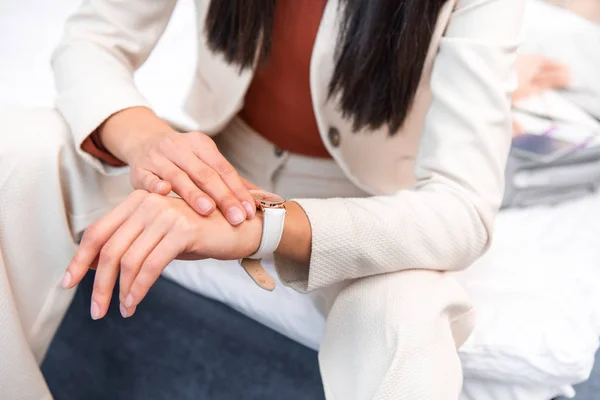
[243,190,287,260]
[243,212,264,258]
[274,201,311,264]
[97,106,176,164]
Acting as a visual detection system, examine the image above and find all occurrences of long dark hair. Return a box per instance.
[205,0,447,134]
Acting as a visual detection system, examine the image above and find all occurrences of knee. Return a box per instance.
[0,107,71,172]
[320,271,473,400]
[327,270,475,348]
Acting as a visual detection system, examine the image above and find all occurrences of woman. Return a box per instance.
[1,0,521,398]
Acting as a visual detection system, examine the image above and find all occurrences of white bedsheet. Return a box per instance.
[2,1,599,398]
[457,191,600,391]
[459,378,575,400]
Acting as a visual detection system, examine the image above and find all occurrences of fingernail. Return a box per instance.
[119,303,128,318]
[61,271,72,289]
[243,201,256,218]
[156,181,168,193]
[90,301,100,320]
[227,206,245,225]
[197,198,213,214]
[125,293,134,308]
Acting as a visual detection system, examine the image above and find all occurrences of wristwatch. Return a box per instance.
[238,189,286,291]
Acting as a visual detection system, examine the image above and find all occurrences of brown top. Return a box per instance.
[82,129,127,166]
[83,0,329,165]
[239,0,329,158]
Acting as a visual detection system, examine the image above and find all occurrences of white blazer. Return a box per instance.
[52,0,523,292]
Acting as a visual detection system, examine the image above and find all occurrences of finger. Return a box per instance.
[91,207,151,320]
[89,256,99,271]
[118,212,173,307]
[61,255,98,290]
[175,156,248,224]
[125,232,183,309]
[534,68,571,89]
[64,191,147,289]
[119,304,137,319]
[161,136,249,223]
[538,58,567,74]
[153,156,217,217]
[162,142,246,225]
[172,137,249,223]
[196,150,256,219]
[131,167,171,195]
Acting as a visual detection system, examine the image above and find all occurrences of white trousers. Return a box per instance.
[0,108,475,400]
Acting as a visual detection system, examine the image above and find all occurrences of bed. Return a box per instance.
[2,0,599,399]
[162,190,600,400]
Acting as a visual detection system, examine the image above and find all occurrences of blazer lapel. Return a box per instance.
[184,0,256,133]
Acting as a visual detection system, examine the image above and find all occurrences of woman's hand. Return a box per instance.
[511,55,572,136]
[98,107,257,225]
[62,190,263,320]
[512,54,571,103]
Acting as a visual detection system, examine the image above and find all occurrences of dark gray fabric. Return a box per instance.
[41,272,325,400]
[568,349,600,400]
[41,271,599,400]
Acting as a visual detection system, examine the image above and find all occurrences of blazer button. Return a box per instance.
[328,127,341,148]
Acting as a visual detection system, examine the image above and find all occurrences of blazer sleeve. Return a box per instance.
[51,0,179,175]
[274,0,523,292]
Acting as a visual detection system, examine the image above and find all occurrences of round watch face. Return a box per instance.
[249,189,286,207]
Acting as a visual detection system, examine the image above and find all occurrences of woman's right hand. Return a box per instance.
[98,107,256,225]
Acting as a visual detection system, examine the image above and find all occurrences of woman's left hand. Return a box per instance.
[62,190,262,320]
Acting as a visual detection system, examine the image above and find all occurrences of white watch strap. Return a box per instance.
[249,208,286,260]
